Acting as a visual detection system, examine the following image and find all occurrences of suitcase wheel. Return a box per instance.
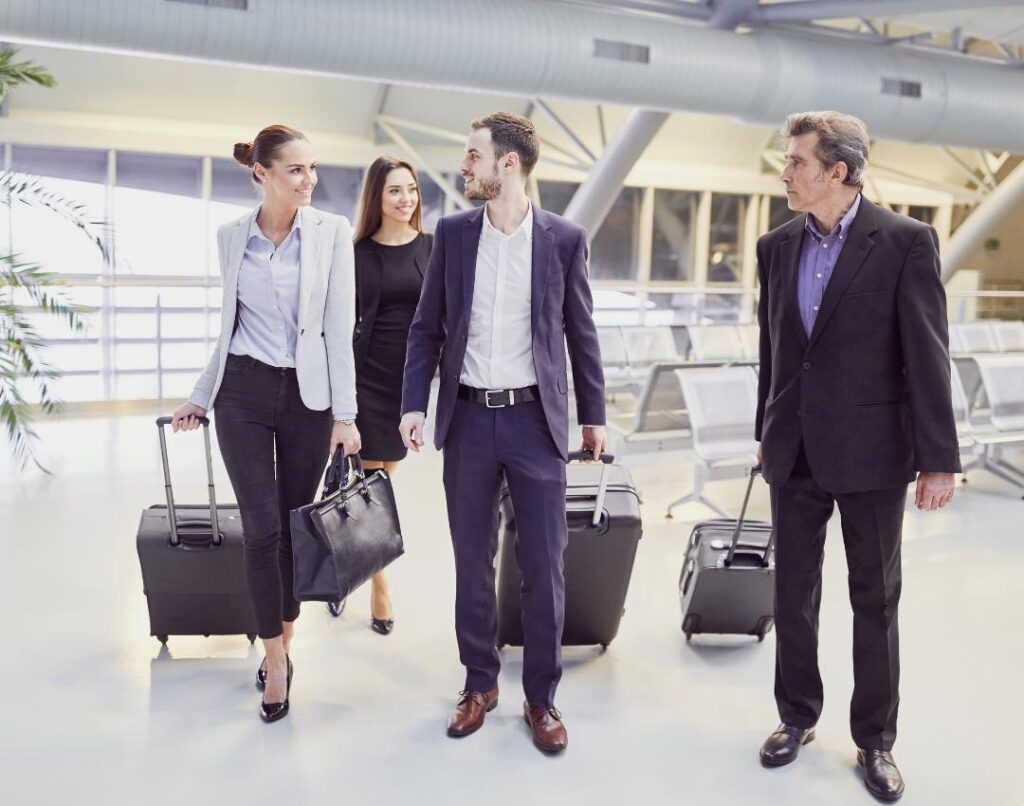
[156,635,169,645]
[757,633,766,643]
[203,633,210,638]
[247,634,257,644]
[684,632,692,642]
[327,599,347,618]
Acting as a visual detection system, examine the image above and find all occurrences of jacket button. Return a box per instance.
[802,361,812,370]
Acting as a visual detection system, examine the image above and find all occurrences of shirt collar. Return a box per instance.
[248,208,302,245]
[482,202,534,242]
[805,193,861,241]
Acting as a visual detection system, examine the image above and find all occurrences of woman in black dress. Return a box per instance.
[351,157,432,635]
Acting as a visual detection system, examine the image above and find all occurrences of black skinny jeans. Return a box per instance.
[214,354,332,639]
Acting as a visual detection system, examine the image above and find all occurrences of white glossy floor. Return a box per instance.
[1,408,1022,806]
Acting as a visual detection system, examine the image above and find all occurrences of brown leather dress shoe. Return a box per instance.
[446,689,498,737]
[524,702,568,753]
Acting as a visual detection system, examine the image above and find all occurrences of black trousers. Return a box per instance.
[770,443,907,751]
[213,354,332,639]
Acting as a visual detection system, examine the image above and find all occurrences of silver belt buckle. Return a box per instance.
[485,389,509,408]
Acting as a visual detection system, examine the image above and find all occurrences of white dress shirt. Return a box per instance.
[460,203,537,389]
[229,212,302,368]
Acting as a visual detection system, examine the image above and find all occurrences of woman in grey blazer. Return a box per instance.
[171,125,360,724]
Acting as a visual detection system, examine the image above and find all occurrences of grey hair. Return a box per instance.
[784,111,870,187]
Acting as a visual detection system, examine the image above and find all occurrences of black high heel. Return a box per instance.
[259,656,293,724]
[371,617,395,635]
[255,657,267,691]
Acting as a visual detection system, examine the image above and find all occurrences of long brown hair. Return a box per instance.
[233,124,307,184]
[354,157,423,243]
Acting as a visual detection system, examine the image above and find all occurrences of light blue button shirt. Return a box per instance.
[797,193,861,336]
[229,212,302,368]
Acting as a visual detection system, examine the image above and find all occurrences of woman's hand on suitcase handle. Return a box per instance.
[171,402,207,432]
[580,425,607,462]
[330,420,361,459]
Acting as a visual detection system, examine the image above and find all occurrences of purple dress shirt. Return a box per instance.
[797,194,862,336]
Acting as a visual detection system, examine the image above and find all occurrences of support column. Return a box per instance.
[562,109,669,235]
[942,159,1024,283]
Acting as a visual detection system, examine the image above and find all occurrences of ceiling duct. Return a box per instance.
[2,0,1023,152]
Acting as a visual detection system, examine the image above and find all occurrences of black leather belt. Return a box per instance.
[457,384,540,408]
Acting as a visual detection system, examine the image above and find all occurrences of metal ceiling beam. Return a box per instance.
[533,98,597,163]
[749,0,1023,25]
[942,147,994,191]
[374,118,472,211]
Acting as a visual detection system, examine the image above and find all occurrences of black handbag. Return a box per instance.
[290,452,404,602]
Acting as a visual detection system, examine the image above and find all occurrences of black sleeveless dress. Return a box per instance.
[354,236,428,461]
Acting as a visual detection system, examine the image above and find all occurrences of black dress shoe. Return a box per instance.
[259,656,293,724]
[858,749,905,802]
[371,617,394,635]
[255,657,267,691]
[760,723,816,767]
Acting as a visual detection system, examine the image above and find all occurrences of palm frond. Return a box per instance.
[0,173,110,263]
[1,254,88,473]
[0,46,57,102]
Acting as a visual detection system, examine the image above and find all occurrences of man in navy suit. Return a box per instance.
[400,112,606,754]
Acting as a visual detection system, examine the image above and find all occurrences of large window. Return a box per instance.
[591,187,642,281]
[708,193,747,285]
[651,189,698,282]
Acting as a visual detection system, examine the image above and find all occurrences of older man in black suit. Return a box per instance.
[755,111,960,802]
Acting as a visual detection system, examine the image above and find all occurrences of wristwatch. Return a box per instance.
[338,419,355,425]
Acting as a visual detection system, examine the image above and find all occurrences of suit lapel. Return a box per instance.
[531,207,555,335]
[298,206,323,327]
[778,216,808,349]
[806,199,878,351]
[460,207,485,322]
[224,212,251,329]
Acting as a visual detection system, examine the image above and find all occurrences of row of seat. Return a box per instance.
[949,320,1024,355]
[606,356,1024,518]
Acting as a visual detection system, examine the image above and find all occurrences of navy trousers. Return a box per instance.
[442,396,568,708]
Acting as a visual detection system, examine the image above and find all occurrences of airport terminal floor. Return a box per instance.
[2,404,1021,805]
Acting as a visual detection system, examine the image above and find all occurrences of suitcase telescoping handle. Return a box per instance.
[155,415,221,547]
[567,450,614,527]
[725,465,773,568]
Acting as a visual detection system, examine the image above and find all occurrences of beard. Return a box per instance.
[464,164,502,200]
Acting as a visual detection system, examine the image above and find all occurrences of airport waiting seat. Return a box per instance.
[667,366,759,518]
[737,324,761,361]
[607,361,693,456]
[955,322,999,354]
[686,325,745,362]
[960,355,1024,495]
[621,326,680,368]
[990,321,1024,353]
[595,326,634,395]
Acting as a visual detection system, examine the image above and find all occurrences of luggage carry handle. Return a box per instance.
[725,465,773,568]
[155,415,221,547]
[567,450,614,527]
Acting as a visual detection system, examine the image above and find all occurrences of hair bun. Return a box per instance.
[233,141,254,166]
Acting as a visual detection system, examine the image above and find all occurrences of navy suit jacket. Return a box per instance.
[755,197,961,493]
[401,205,606,460]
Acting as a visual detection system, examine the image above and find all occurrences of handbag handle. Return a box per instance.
[322,451,369,499]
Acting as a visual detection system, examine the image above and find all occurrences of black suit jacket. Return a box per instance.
[401,205,606,459]
[352,233,432,372]
[755,197,961,493]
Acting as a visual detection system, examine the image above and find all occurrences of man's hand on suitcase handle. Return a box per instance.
[171,402,207,432]
[580,425,607,462]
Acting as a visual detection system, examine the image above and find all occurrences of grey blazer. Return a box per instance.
[189,205,357,420]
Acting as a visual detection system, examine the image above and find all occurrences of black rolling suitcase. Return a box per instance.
[497,452,643,648]
[679,466,775,642]
[136,416,258,645]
